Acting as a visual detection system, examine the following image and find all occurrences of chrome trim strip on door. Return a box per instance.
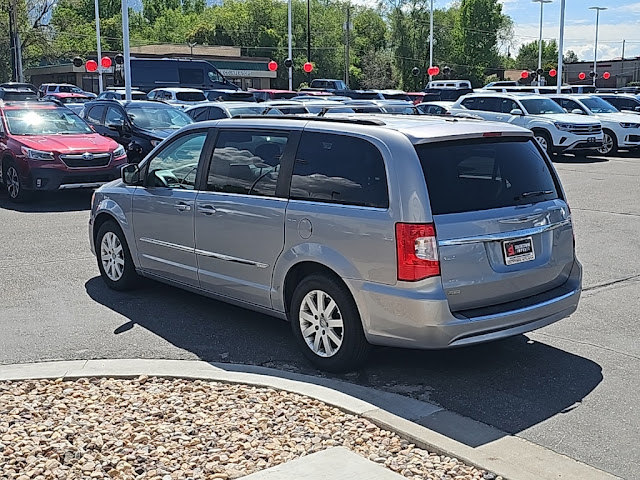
[194,248,269,268]
[437,219,572,247]
[139,237,269,268]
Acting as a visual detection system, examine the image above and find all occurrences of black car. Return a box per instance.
[81,100,193,163]
[0,86,39,101]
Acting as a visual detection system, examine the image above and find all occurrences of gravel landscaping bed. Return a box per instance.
[0,377,493,480]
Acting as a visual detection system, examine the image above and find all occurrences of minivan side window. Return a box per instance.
[290,132,389,208]
[86,105,106,124]
[206,130,287,197]
[146,132,207,190]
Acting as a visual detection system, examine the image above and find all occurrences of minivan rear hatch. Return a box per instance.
[416,137,575,312]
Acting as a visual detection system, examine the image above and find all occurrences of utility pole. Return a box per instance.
[556,0,566,94]
[533,0,553,86]
[287,0,292,90]
[621,39,625,85]
[121,0,132,101]
[307,0,311,84]
[95,0,104,93]
[9,0,24,82]
[428,0,434,82]
[589,6,607,87]
[344,5,351,88]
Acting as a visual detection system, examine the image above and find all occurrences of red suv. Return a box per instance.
[0,102,127,201]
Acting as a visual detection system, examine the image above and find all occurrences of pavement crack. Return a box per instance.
[583,274,640,293]
[572,207,640,217]
[533,332,640,362]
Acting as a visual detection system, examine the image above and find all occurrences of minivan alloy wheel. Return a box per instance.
[100,232,125,281]
[6,166,20,199]
[299,290,344,358]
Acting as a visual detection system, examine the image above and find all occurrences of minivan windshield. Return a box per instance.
[581,96,619,114]
[126,106,192,130]
[4,107,93,135]
[416,138,559,215]
[520,98,565,114]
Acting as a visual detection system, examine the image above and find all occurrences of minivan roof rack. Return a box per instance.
[234,115,387,126]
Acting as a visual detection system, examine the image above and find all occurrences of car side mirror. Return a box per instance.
[510,109,524,116]
[121,164,141,186]
[571,109,585,115]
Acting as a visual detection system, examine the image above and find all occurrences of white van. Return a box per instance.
[427,80,472,89]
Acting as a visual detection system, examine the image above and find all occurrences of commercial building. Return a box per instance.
[25,44,276,92]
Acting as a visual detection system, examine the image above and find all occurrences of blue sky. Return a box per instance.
[496,0,640,61]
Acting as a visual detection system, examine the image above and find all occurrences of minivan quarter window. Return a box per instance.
[290,132,389,208]
[206,130,288,197]
[145,131,207,189]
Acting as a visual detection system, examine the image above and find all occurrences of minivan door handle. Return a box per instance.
[198,204,217,215]
[175,202,192,212]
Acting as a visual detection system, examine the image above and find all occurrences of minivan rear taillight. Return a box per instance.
[395,223,440,281]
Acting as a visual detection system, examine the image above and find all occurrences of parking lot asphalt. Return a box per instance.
[0,153,638,479]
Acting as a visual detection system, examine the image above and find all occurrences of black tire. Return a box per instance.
[95,220,139,291]
[289,274,371,372]
[599,129,618,156]
[533,130,553,156]
[2,159,31,202]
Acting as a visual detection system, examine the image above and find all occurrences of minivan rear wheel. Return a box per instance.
[96,221,139,291]
[290,275,370,372]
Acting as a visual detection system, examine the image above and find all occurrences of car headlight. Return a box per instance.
[112,145,126,158]
[619,122,640,129]
[150,139,161,147]
[20,147,54,161]
[554,122,574,131]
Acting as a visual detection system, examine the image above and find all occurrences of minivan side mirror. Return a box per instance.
[121,164,141,186]
[571,109,585,115]
[510,108,524,116]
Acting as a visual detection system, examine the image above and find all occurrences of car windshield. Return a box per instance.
[4,108,93,135]
[581,97,619,114]
[520,98,565,114]
[227,106,266,117]
[176,92,206,102]
[126,106,192,129]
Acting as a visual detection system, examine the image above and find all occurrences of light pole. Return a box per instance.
[533,0,552,86]
[589,6,607,86]
[287,0,292,90]
[556,0,565,93]
[187,42,197,56]
[428,0,434,83]
[121,0,132,101]
[94,0,103,93]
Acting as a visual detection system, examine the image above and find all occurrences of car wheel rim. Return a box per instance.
[535,136,548,151]
[299,290,344,358]
[6,167,19,199]
[599,134,613,154]
[100,232,125,281]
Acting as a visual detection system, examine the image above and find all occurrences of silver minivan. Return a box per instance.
[89,116,582,371]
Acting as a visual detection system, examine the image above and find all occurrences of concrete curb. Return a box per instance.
[0,359,619,480]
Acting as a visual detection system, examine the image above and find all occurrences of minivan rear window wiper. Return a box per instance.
[515,190,553,200]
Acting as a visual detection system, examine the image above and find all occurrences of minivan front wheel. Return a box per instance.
[290,275,370,372]
[96,221,139,291]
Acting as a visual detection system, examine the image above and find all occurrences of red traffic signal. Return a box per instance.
[578,72,586,80]
[427,66,440,76]
[603,71,611,80]
[549,69,557,78]
[521,70,529,79]
[85,60,98,72]
[303,62,313,73]
[101,56,112,69]
[268,61,278,72]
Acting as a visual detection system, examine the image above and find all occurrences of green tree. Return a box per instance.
[564,50,579,63]
[516,39,558,70]
[451,0,509,86]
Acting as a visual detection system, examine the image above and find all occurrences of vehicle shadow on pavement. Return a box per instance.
[552,154,609,164]
[85,276,603,448]
[0,189,92,212]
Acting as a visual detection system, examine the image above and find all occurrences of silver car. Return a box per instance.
[89,115,582,371]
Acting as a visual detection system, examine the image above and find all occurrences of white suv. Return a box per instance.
[549,94,640,156]
[451,93,603,155]
[147,88,207,108]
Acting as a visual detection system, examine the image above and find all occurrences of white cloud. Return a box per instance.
[610,2,640,14]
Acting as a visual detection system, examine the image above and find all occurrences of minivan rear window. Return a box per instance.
[416,138,559,215]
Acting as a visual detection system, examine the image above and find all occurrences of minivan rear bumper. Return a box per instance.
[351,258,582,349]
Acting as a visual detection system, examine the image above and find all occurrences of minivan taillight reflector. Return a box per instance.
[395,223,440,281]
